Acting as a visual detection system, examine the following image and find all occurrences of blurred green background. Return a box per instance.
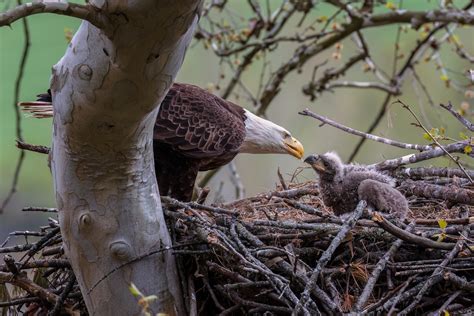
[0,1,472,241]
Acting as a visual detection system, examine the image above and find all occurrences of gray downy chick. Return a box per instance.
[304,152,408,218]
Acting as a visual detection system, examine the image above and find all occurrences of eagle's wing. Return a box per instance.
[154,83,246,159]
[358,179,409,219]
[343,169,395,188]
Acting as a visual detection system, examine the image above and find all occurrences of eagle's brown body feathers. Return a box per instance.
[154,83,247,200]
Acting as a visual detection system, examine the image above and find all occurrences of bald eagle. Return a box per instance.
[20,83,304,201]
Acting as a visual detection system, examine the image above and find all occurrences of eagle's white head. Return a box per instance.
[239,109,304,159]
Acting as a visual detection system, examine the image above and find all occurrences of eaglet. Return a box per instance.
[304,152,408,219]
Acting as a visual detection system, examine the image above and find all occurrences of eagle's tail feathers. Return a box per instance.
[18,101,53,118]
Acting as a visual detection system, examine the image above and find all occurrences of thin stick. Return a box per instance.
[293,200,366,314]
[300,108,430,151]
[396,99,473,183]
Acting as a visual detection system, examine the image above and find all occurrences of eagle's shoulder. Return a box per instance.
[154,83,246,159]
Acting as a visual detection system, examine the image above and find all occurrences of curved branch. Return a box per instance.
[299,109,431,151]
[326,80,400,94]
[365,9,474,29]
[372,213,456,250]
[0,2,107,29]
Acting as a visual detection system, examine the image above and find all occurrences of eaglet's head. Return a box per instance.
[304,152,344,181]
[238,110,304,159]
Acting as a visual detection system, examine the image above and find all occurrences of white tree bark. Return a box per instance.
[49,1,202,314]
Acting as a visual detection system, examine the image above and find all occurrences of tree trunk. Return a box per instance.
[50,1,202,314]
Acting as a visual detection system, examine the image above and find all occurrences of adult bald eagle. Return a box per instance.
[20,83,304,201]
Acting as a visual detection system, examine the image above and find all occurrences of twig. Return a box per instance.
[277,168,288,190]
[353,223,414,312]
[396,99,473,184]
[372,213,456,250]
[0,271,59,304]
[439,102,474,132]
[433,290,461,316]
[398,224,469,315]
[16,140,50,154]
[293,200,366,314]
[22,207,57,213]
[299,108,431,151]
[48,272,76,316]
[443,272,474,292]
[0,0,29,213]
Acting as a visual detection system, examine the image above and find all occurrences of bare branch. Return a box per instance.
[0,2,107,29]
[397,99,473,183]
[364,9,474,29]
[0,0,29,213]
[373,140,471,170]
[326,80,400,94]
[16,140,50,154]
[440,102,474,131]
[299,109,431,151]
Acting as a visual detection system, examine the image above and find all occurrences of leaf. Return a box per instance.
[444,310,450,316]
[385,2,397,10]
[423,133,432,141]
[459,132,468,140]
[464,145,472,154]
[129,283,143,297]
[317,16,328,23]
[438,218,447,230]
[440,74,449,82]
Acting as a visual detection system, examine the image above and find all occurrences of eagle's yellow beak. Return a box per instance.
[284,137,304,159]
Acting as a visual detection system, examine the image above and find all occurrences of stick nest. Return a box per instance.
[1,180,473,315]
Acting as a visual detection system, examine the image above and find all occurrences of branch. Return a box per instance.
[373,140,471,170]
[0,271,59,305]
[440,102,474,132]
[398,223,469,315]
[397,99,473,183]
[353,223,414,312]
[0,2,107,29]
[293,200,366,314]
[0,0,29,213]
[302,52,366,100]
[364,9,474,29]
[299,109,431,151]
[326,80,400,94]
[16,140,50,154]
[399,180,474,206]
[372,213,456,250]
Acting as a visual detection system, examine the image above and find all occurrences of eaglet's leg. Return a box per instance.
[358,179,409,220]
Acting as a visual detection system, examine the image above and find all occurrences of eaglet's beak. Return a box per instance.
[284,137,304,159]
[304,155,325,172]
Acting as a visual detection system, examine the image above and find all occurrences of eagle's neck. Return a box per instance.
[238,110,287,154]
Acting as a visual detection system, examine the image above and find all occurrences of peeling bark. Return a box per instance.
[50,1,202,314]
